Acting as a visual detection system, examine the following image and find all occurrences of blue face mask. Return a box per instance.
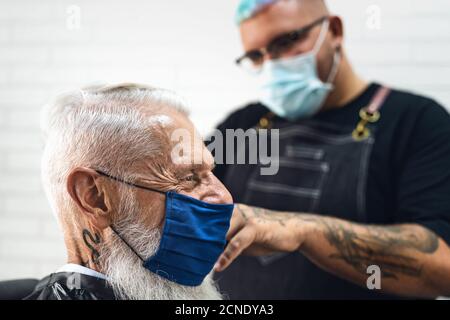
[259,19,341,121]
[96,170,234,287]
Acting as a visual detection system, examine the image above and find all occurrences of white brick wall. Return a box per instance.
[0,0,449,281]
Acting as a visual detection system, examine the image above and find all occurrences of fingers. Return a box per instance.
[214,225,256,272]
[225,205,247,241]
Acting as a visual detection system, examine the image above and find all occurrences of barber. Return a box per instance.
[211,0,450,299]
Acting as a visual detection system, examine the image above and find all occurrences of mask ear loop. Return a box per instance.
[312,18,330,56]
[94,170,165,263]
[110,225,146,263]
[312,18,341,85]
[326,45,342,85]
[95,170,166,195]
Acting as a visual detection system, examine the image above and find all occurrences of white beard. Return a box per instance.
[99,217,223,300]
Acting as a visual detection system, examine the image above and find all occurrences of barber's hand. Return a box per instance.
[214,204,315,272]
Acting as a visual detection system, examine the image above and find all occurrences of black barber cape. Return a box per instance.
[212,83,450,299]
[24,272,115,300]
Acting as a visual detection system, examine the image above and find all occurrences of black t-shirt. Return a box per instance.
[212,83,450,299]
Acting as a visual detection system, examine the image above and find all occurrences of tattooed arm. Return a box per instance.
[214,204,450,298]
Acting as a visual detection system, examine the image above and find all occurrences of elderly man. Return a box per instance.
[25,84,234,300]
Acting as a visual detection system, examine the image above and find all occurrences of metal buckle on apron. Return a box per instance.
[257,112,275,130]
[352,86,391,141]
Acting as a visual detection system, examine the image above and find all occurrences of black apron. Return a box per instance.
[216,87,400,299]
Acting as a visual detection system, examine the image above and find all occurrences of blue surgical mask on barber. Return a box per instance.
[259,19,341,120]
[97,170,234,287]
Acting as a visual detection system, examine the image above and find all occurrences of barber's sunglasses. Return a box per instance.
[235,16,329,72]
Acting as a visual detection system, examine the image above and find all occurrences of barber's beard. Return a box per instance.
[98,191,222,300]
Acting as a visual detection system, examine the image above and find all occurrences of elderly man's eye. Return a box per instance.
[182,174,198,183]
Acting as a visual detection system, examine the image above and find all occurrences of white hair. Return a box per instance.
[41,83,188,230]
[40,83,223,299]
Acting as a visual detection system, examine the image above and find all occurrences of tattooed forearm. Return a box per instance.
[235,204,440,280]
[368,225,439,254]
[82,229,102,265]
[315,218,439,279]
[236,205,300,227]
[236,204,440,280]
